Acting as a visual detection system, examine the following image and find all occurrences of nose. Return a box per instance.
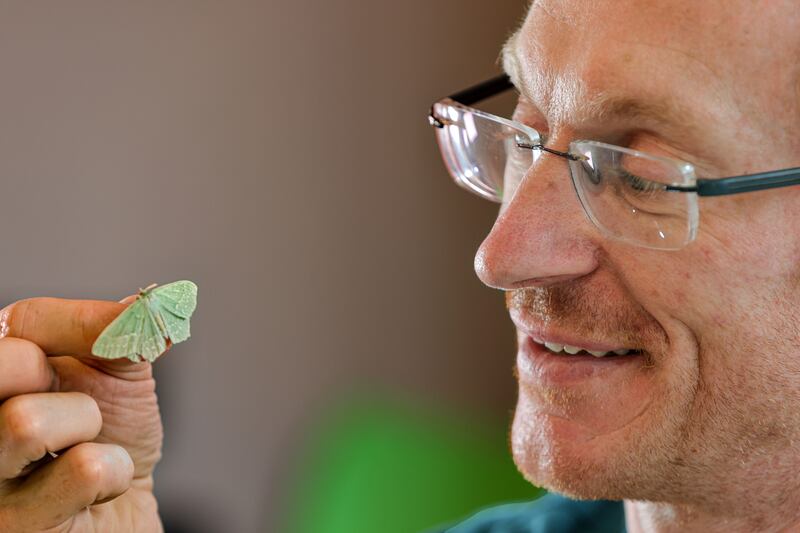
[474,152,601,290]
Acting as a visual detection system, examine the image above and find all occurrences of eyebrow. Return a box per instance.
[582,93,695,132]
[500,29,524,92]
[500,30,694,131]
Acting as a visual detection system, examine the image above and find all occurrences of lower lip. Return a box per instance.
[517,336,644,387]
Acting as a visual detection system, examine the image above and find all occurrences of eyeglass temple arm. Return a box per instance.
[448,74,513,105]
[667,167,800,196]
[429,74,513,128]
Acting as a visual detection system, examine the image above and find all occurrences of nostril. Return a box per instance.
[511,274,592,289]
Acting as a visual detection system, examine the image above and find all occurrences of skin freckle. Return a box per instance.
[711,314,728,328]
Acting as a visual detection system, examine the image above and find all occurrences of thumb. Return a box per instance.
[0,297,152,379]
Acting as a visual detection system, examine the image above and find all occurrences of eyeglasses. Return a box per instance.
[428,75,800,250]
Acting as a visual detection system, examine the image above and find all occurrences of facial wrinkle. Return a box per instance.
[515,2,586,130]
[548,72,584,132]
[530,0,585,29]
[621,39,734,126]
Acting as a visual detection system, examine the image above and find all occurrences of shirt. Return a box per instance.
[429,493,626,533]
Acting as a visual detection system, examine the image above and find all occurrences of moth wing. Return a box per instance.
[151,280,197,319]
[138,307,168,363]
[92,299,149,360]
[148,295,191,344]
[163,310,191,344]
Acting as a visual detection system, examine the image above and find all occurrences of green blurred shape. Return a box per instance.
[281,398,543,533]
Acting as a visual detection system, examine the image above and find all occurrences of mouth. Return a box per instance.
[518,335,649,388]
[511,312,645,357]
[511,313,651,387]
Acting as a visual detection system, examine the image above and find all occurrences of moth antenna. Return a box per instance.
[140,283,158,295]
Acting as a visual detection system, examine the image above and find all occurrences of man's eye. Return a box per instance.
[613,168,674,216]
[619,169,658,193]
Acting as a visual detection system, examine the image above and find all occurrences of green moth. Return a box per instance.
[92,280,198,363]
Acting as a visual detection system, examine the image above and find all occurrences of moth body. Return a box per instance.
[91,280,198,363]
[145,294,169,337]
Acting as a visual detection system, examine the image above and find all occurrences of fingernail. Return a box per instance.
[0,304,12,339]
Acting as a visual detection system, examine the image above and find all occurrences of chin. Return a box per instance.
[509,387,689,502]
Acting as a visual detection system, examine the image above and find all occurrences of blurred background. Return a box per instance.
[0,1,541,532]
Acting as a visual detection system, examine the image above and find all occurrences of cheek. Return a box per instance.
[614,222,799,365]
[646,277,690,306]
[614,210,794,312]
[700,193,800,283]
[627,257,734,339]
[607,250,698,319]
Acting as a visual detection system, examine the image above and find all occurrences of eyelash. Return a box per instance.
[617,169,668,199]
[619,169,650,191]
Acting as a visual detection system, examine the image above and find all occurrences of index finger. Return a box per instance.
[0,297,127,358]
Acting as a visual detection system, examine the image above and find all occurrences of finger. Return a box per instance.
[0,392,102,479]
[118,294,137,305]
[0,338,55,400]
[0,297,127,358]
[2,442,133,530]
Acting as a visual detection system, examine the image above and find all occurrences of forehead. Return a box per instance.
[509,0,791,131]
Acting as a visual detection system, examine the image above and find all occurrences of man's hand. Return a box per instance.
[0,296,164,532]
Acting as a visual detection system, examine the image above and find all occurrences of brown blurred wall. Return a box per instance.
[0,2,528,532]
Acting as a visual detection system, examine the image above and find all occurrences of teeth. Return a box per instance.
[541,340,632,357]
[544,342,564,352]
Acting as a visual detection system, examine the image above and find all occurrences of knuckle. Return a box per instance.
[1,397,44,447]
[0,336,28,352]
[0,337,48,374]
[74,303,96,345]
[69,444,107,486]
[68,443,134,497]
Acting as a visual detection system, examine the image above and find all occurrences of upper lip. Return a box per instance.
[509,309,633,352]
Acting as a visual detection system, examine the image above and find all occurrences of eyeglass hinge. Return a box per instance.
[428,113,447,129]
[428,106,455,129]
[428,114,444,128]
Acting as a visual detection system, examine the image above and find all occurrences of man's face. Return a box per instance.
[476,0,800,506]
